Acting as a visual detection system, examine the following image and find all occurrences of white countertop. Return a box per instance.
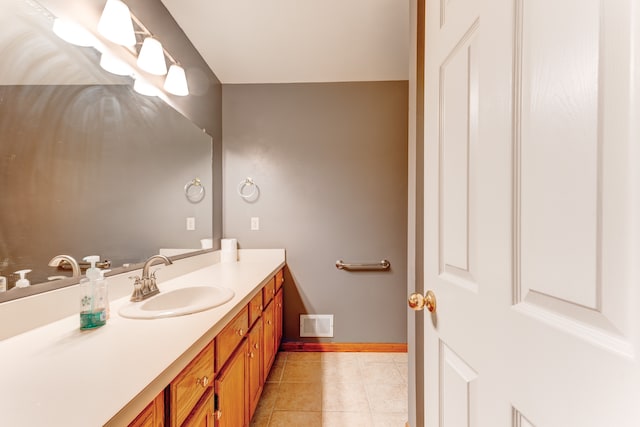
[0,249,285,427]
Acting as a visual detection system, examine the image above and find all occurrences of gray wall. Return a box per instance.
[223,82,408,343]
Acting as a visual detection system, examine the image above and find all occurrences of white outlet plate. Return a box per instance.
[186,217,196,230]
[251,217,260,231]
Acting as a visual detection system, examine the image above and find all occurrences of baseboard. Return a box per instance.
[280,342,407,353]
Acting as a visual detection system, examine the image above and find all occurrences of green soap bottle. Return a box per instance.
[79,256,106,330]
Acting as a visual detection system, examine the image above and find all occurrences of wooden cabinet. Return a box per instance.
[129,391,165,427]
[247,319,263,420]
[183,388,214,427]
[129,267,285,427]
[214,341,248,427]
[215,308,249,372]
[262,300,276,382]
[170,342,215,427]
[274,288,283,350]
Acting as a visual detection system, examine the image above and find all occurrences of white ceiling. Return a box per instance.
[160,0,410,84]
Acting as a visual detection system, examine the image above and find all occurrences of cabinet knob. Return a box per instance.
[248,351,255,358]
[253,343,259,350]
[237,328,244,337]
[267,320,272,325]
[260,305,264,311]
[196,375,209,388]
[215,410,222,420]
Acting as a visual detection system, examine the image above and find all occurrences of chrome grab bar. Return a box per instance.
[335,259,391,271]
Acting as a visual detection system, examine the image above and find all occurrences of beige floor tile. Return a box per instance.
[321,382,369,412]
[319,352,361,363]
[285,352,322,362]
[269,411,322,427]
[366,383,408,414]
[359,362,404,384]
[256,382,280,412]
[266,362,284,383]
[395,362,408,384]
[390,352,408,364]
[358,352,399,364]
[274,382,322,411]
[322,411,374,427]
[281,361,324,382]
[372,412,409,427]
[250,404,272,427]
[320,360,362,384]
[273,352,288,365]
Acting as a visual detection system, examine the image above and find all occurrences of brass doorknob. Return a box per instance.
[408,290,437,313]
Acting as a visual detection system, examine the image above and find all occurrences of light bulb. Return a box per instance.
[133,78,158,97]
[97,0,136,47]
[99,53,132,76]
[137,37,167,76]
[164,64,189,96]
[52,18,96,47]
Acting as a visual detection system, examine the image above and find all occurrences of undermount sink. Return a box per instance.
[119,286,235,319]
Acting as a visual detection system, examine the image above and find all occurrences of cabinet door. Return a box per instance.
[247,320,263,420]
[215,340,248,427]
[274,288,283,350]
[129,391,165,427]
[262,300,276,382]
[183,388,214,427]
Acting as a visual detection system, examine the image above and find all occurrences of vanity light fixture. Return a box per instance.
[164,64,189,96]
[97,0,136,47]
[52,18,96,47]
[133,77,158,97]
[99,52,133,76]
[137,37,167,75]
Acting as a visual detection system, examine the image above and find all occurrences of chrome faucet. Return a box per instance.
[48,255,81,279]
[130,255,173,302]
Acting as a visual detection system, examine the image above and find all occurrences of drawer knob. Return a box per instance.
[249,351,255,358]
[253,343,259,350]
[237,328,245,337]
[267,320,272,325]
[196,375,209,388]
[215,410,222,420]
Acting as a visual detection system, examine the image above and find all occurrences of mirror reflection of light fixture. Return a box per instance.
[164,64,189,96]
[52,18,96,47]
[133,78,158,97]
[137,37,167,75]
[99,52,132,76]
[97,0,136,47]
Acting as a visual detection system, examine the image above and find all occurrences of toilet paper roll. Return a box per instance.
[221,238,237,251]
[221,249,237,263]
[200,238,213,249]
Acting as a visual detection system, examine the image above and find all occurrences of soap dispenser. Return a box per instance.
[14,269,31,288]
[79,256,106,330]
[96,269,111,320]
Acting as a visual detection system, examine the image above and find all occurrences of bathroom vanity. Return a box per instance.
[0,249,285,427]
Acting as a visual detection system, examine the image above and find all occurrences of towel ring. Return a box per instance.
[237,177,258,200]
[184,178,205,203]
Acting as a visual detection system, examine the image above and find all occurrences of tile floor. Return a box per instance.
[251,351,408,427]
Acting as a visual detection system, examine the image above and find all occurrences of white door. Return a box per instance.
[413,0,640,425]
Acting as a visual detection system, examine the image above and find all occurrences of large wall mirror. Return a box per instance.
[0,0,213,301]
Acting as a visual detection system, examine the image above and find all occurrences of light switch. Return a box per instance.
[251,217,260,231]
[186,217,196,230]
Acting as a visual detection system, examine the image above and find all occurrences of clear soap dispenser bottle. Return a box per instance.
[96,269,111,320]
[79,256,106,330]
[14,269,32,288]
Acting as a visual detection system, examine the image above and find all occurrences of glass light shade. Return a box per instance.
[97,0,136,47]
[52,18,96,47]
[137,37,167,75]
[99,53,132,76]
[164,64,189,96]
[133,78,158,97]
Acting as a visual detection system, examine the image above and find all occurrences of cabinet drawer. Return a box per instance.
[248,291,263,327]
[215,307,249,371]
[275,268,284,291]
[262,277,276,305]
[170,341,214,427]
[182,387,214,427]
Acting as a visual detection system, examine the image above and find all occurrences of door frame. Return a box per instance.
[407,0,425,426]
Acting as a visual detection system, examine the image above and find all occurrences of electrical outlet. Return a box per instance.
[251,217,260,231]
[186,217,196,230]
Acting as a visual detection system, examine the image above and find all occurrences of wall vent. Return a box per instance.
[299,314,334,338]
